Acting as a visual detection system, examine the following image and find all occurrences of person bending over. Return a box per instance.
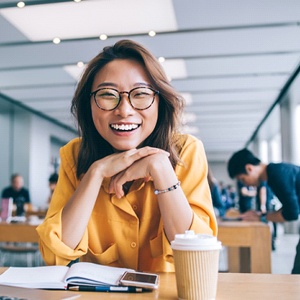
[227,148,300,274]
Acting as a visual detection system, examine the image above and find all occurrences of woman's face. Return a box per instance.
[90,59,159,151]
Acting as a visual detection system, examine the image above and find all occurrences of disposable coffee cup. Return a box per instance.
[171,230,222,300]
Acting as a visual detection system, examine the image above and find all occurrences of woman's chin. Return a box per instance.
[112,145,136,153]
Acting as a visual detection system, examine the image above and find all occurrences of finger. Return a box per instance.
[125,147,169,163]
[144,176,152,182]
[109,172,126,198]
[108,175,117,194]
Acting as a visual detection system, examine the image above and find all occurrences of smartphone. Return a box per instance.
[119,271,159,290]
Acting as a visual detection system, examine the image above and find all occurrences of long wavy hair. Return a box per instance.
[71,39,185,179]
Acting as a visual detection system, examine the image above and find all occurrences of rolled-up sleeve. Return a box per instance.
[37,139,87,266]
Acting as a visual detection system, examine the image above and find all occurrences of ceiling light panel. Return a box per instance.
[173,75,288,91]
[0,68,74,88]
[160,59,187,80]
[63,65,86,81]
[0,0,177,41]
[185,54,300,77]
[2,86,76,100]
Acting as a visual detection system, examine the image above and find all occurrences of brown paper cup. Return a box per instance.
[173,249,220,300]
[171,231,221,300]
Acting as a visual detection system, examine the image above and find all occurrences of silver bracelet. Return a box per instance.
[154,181,181,195]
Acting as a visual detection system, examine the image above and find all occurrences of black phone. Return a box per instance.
[119,271,159,290]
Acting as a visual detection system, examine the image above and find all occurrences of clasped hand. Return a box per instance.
[93,146,170,198]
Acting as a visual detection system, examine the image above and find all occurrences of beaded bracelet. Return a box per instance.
[154,181,181,195]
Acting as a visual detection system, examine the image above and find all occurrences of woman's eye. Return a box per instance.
[98,91,118,98]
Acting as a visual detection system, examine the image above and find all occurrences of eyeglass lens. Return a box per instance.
[93,87,156,110]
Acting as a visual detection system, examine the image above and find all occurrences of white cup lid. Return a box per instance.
[171,230,222,251]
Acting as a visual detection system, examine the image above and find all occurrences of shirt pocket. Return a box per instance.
[150,232,163,258]
[88,243,119,265]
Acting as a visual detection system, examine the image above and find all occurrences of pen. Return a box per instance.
[68,285,145,293]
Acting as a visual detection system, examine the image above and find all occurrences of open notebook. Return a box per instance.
[0,262,134,290]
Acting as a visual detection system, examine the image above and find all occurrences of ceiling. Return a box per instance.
[1,0,300,162]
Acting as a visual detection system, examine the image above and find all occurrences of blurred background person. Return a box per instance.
[207,168,225,217]
[227,148,300,274]
[237,180,257,213]
[219,181,234,211]
[1,173,31,216]
[47,173,58,205]
[256,181,277,251]
[227,184,237,208]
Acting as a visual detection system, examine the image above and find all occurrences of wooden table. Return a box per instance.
[0,221,39,243]
[1,269,299,300]
[218,221,272,273]
[0,220,271,273]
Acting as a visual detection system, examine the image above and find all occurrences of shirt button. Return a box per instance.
[130,242,137,248]
[132,204,138,210]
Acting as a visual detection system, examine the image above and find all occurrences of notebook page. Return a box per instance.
[65,262,134,286]
[0,266,69,289]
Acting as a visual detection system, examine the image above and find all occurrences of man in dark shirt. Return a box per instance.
[227,148,300,274]
[1,173,31,216]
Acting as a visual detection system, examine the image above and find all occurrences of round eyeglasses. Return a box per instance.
[90,86,159,111]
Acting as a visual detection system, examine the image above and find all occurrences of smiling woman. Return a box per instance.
[36,39,217,273]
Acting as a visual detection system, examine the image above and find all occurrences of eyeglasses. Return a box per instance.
[90,86,159,111]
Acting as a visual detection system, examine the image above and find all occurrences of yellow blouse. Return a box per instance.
[37,134,217,272]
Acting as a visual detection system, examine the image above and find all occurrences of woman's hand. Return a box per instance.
[108,149,170,198]
[92,146,165,180]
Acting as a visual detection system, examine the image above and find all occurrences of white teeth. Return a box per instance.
[110,124,139,131]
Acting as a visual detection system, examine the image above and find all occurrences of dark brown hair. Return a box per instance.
[227,148,261,178]
[71,39,185,178]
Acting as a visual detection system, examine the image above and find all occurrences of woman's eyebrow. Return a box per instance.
[95,82,152,89]
[95,82,118,89]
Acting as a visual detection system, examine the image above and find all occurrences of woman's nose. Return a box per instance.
[114,94,135,116]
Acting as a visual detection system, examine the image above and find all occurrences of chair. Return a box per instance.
[0,242,42,267]
[0,221,44,267]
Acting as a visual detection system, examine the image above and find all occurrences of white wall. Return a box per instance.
[12,109,31,188]
[29,115,76,209]
[208,161,233,186]
[0,113,11,189]
[0,97,77,209]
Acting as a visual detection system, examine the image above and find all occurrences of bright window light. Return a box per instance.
[180,125,199,135]
[180,93,193,105]
[182,112,197,124]
[64,65,86,81]
[161,59,187,80]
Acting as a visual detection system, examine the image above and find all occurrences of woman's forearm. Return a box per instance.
[151,159,193,242]
[61,166,103,249]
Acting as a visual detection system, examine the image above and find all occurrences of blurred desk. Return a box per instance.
[0,269,299,300]
[25,205,47,219]
[218,221,271,273]
[0,221,39,243]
